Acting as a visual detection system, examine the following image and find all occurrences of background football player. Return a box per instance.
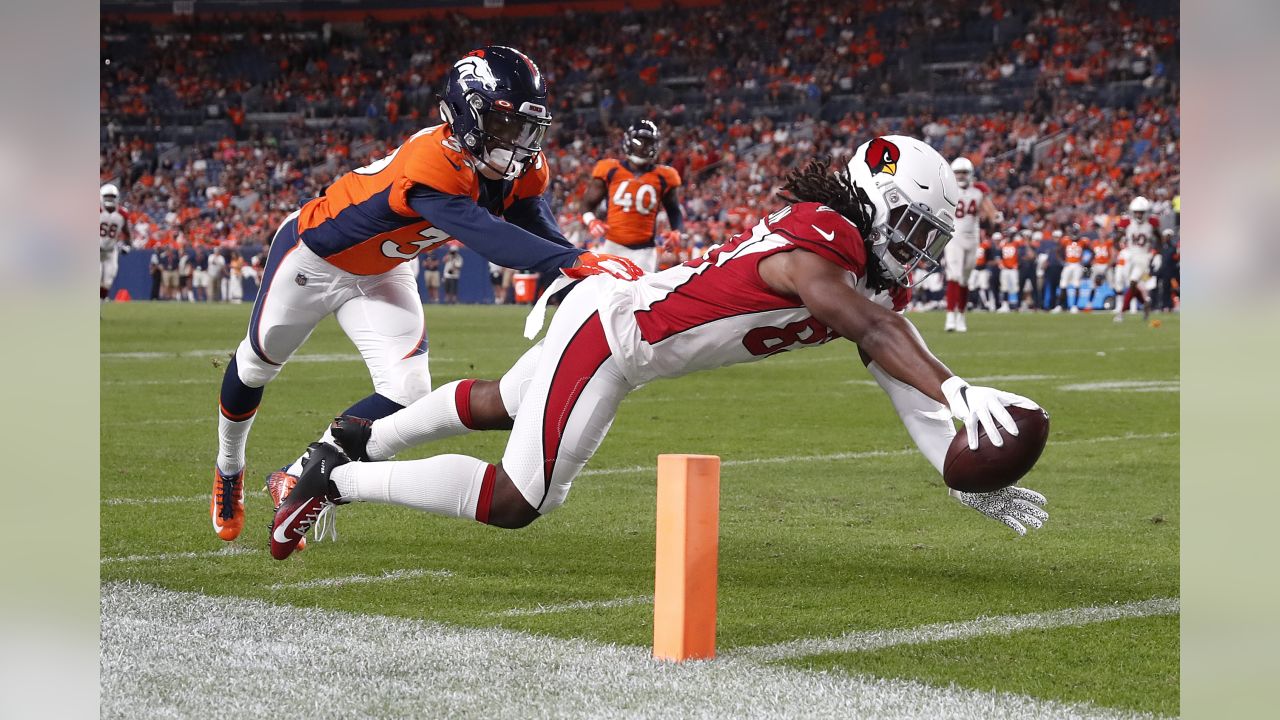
[943,157,999,332]
[211,46,643,544]
[578,119,684,273]
[269,136,1049,561]
[99,183,131,301]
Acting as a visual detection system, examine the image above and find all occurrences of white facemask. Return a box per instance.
[480,147,526,180]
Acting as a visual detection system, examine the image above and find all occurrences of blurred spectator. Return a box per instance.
[442,247,463,304]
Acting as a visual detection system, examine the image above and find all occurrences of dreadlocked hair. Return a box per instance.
[776,158,893,292]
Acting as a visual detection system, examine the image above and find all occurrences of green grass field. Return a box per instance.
[101,302,1179,717]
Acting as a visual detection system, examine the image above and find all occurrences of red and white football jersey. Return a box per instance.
[99,207,131,258]
[952,182,989,245]
[590,202,908,385]
[1118,215,1159,248]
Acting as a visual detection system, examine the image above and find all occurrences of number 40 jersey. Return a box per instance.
[585,202,909,386]
[591,158,681,248]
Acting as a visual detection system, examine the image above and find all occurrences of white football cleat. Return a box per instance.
[955,313,968,333]
[944,311,956,332]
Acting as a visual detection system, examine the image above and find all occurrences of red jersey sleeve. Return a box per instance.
[1149,216,1160,228]
[773,203,868,277]
[974,181,990,194]
[1116,218,1131,229]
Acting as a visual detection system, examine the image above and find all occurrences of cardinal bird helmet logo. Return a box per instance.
[864,137,901,176]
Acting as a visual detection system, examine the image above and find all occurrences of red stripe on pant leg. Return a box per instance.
[959,285,970,310]
[475,463,497,524]
[540,313,612,511]
[455,378,478,429]
[219,400,257,422]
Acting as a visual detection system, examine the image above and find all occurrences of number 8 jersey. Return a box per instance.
[588,202,909,386]
[590,158,681,248]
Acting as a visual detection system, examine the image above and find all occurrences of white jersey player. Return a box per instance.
[942,157,999,332]
[99,183,132,300]
[267,136,1050,562]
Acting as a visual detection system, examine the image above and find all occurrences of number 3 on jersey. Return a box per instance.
[612,179,658,215]
[382,225,452,260]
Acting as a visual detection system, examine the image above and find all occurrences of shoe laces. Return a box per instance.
[312,503,339,543]
[217,473,240,520]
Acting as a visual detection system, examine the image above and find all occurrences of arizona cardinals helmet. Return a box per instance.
[438,46,552,181]
[1128,196,1151,223]
[847,136,959,288]
[950,157,974,188]
[623,119,660,168]
[100,183,120,212]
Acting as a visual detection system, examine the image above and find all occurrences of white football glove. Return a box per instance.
[950,486,1048,536]
[940,376,1040,450]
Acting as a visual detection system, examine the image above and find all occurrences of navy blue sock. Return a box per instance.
[219,356,264,420]
[342,393,405,422]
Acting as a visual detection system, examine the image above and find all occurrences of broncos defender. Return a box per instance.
[269,136,1049,560]
[99,183,131,300]
[211,46,643,543]
[944,157,999,332]
[578,119,683,273]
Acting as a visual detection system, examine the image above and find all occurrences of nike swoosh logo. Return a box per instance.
[273,502,314,544]
[811,225,836,242]
[914,180,930,190]
[444,155,462,172]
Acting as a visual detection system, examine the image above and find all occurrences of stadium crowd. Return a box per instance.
[100,0,1179,310]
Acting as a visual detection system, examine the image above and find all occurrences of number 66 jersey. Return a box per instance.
[589,202,909,386]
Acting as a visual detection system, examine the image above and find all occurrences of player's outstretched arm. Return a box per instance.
[760,249,1038,449]
[761,248,952,402]
[578,179,609,238]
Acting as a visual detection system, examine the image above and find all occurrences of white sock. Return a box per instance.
[217,414,256,475]
[286,427,336,475]
[367,380,472,461]
[331,455,489,520]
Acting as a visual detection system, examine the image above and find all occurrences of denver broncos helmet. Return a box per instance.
[846,136,959,288]
[439,46,552,181]
[622,119,660,168]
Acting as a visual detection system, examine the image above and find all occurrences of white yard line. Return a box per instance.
[102,431,1181,507]
[102,350,461,363]
[1059,380,1180,393]
[731,597,1179,663]
[100,545,257,565]
[846,373,1060,387]
[267,568,452,591]
[103,494,210,506]
[101,581,1166,720]
[495,595,653,617]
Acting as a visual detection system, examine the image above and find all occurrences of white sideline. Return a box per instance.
[101,431,1181,507]
[268,568,452,591]
[730,597,1180,663]
[495,595,653,617]
[102,350,462,363]
[101,581,1166,720]
[100,545,257,565]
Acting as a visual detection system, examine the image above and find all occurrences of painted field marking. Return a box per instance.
[101,545,257,565]
[1059,380,1179,393]
[101,432,1181,508]
[102,581,1168,720]
[731,597,1179,663]
[267,568,452,591]
[846,373,1060,387]
[103,494,209,506]
[495,595,653,618]
[102,350,461,363]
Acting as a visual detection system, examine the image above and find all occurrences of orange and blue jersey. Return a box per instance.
[591,158,682,248]
[295,123,579,276]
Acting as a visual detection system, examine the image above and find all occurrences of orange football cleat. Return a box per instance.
[211,467,245,541]
[265,470,305,552]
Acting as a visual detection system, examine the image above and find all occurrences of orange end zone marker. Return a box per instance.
[653,454,720,661]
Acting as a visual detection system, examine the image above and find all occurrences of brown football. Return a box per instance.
[943,405,1050,493]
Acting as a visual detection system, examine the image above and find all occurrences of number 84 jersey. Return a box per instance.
[590,202,909,386]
